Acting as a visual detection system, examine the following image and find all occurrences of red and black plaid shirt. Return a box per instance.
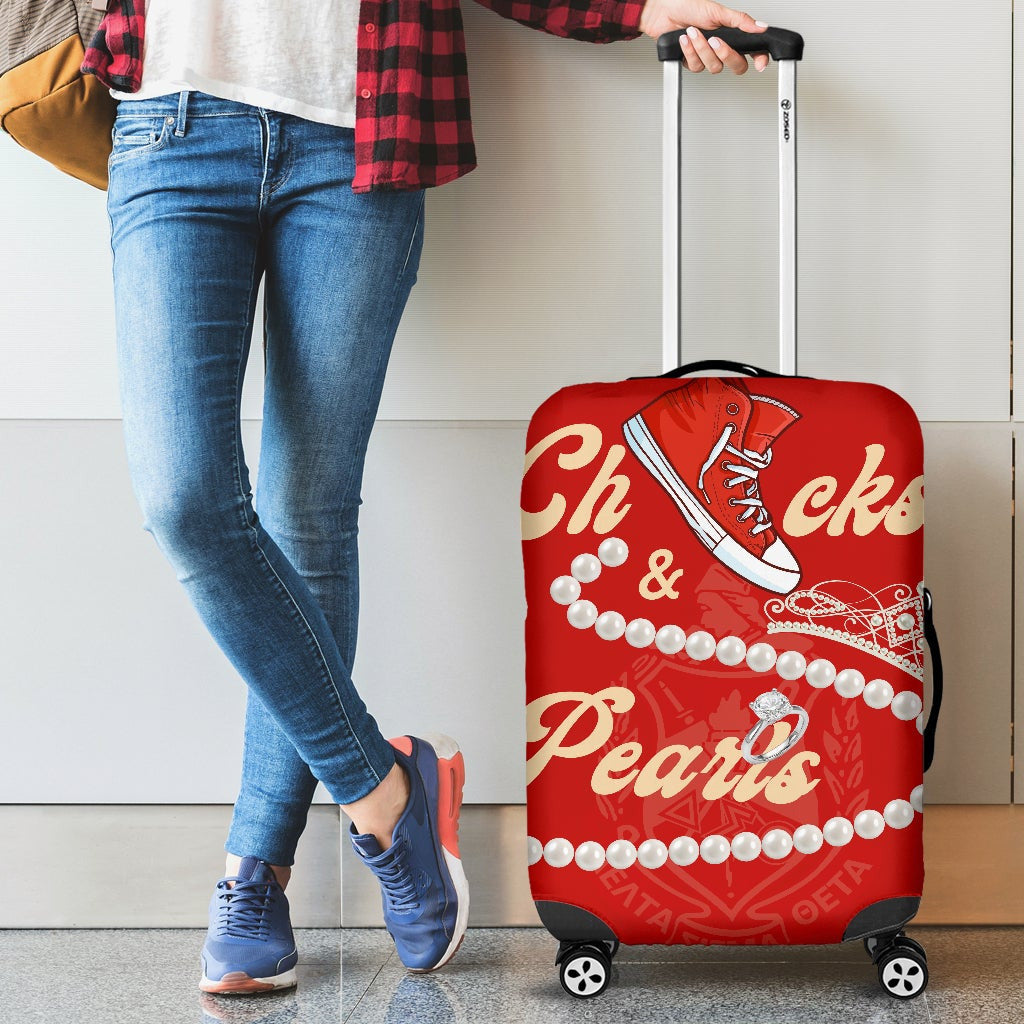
[81,0,646,193]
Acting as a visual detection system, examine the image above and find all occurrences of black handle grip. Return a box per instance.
[657,26,804,62]
[627,359,809,381]
[921,587,943,773]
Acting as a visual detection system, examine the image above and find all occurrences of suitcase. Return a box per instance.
[520,25,944,1001]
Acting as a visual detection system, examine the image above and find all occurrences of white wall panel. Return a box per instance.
[0,136,270,420]
[379,1,1011,421]
[357,422,528,803]
[0,420,526,804]
[670,1,1009,419]
[0,420,255,803]
[375,17,662,420]
[1015,0,1024,423]
[0,145,122,420]
[2,5,1008,424]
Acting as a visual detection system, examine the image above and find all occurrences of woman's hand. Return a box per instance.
[638,0,771,74]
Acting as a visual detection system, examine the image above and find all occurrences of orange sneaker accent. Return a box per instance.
[436,750,465,858]
[389,735,413,756]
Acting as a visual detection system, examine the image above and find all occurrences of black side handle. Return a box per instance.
[627,359,810,381]
[657,26,804,62]
[921,587,943,773]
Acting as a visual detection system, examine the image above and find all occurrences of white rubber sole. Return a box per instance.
[421,730,461,761]
[198,965,298,994]
[417,732,470,973]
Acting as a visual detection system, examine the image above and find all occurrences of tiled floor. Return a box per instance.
[0,927,1019,1023]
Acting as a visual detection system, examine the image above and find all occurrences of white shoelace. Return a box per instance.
[697,423,774,536]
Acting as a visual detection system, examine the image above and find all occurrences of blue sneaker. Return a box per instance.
[349,733,469,972]
[199,855,299,994]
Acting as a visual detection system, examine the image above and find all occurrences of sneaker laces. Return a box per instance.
[698,424,775,536]
[372,836,421,913]
[215,878,275,939]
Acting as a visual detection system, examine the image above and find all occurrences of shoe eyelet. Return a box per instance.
[726,403,740,415]
[727,498,737,506]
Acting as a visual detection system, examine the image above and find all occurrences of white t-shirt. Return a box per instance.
[109,0,359,129]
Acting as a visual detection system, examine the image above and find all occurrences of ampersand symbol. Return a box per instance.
[639,548,684,600]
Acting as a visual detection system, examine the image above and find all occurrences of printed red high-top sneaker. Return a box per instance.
[622,377,802,594]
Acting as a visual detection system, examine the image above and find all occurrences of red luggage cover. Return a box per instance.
[521,374,927,946]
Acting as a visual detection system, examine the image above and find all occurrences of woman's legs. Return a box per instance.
[226,125,426,866]
[107,90,422,869]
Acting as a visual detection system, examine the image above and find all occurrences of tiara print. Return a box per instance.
[763,580,926,680]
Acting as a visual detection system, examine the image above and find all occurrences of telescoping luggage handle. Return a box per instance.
[658,26,804,377]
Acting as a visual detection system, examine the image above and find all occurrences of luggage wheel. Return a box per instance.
[864,930,929,999]
[556,940,615,998]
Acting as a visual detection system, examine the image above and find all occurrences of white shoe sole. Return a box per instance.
[418,731,470,973]
[199,965,298,994]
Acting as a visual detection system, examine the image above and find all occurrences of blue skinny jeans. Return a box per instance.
[105,89,425,866]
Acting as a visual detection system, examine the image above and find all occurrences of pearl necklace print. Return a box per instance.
[540,537,928,870]
[528,783,925,872]
[548,537,926,731]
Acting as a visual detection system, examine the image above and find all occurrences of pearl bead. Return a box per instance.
[570,553,602,584]
[654,624,686,655]
[823,816,854,847]
[775,650,807,681]
[606,839,637,870]
[549,575,581,605]
[863,678,895,709]
[700,834,731,864]
[916,712,925,734]
[746,642,777,672]
[834,668,866,698]
[884,799,915,829]
[574,840,606,872]
[897,612,916,631]
[716,635,746,666]
[731,832,762,862]
[685,630,716,661]
[566,600,598,629]
[597,537,629,567]
[668,836,699,866]
[793,824,823,854]
[527,836,543,865]
[891,691,923,721]
[870,613,884,627]
[805,658,837,689]
[543,837,574,867]
[854,810,885,840]
[762,829,794,860]
[595,611,626,641]
[637,839,668,869]
[910,784,924,813]
[625,617,656,648]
